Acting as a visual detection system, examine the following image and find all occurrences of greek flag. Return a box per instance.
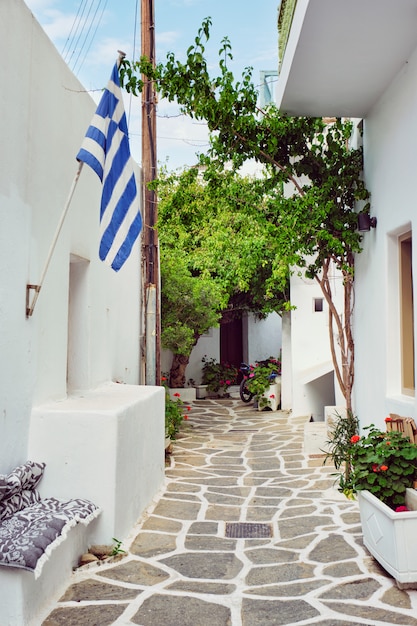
[77,62,142,271]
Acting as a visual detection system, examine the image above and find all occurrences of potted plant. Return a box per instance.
[326,417,417,588]
[245,358,281,410]
[201,356,238,397]
[162,377,190,444]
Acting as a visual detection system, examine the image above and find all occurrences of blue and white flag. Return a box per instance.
[77,62,142,271]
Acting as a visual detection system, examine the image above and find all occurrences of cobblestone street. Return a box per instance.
[43,399,417,625]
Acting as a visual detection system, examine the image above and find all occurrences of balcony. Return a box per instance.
[276,0,417,117]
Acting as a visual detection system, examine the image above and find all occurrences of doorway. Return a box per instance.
[220,316,243,376]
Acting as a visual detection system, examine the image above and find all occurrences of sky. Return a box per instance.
[24,0,280,170]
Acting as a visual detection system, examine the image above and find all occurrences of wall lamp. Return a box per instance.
[357,213,377,232]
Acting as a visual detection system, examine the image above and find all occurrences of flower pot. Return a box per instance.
[358,488,417,588]
[168,387,196,402]
[195,384,207,399]
[258,376,281,412]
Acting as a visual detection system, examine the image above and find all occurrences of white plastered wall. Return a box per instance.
[354,40,417,430]
[0,0,164,539]
[289,269,344,420]
[161,313,282,386]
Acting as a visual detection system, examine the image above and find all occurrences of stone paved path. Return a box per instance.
[42,399,417,625]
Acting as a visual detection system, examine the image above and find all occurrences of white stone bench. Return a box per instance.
[0,461,100,626]
[28,382,165,545]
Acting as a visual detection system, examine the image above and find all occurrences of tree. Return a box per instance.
[122,18,370,411]
[156,167,287,387]
[160,252,226,388]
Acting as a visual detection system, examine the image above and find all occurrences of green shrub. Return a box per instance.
[245,358,281,408]
[201,356,238,394]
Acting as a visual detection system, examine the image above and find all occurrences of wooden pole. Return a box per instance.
[141,0,160,385]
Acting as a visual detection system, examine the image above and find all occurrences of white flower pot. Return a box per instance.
[258,376,281,412]
[168,387,196,402]
[358,488,417,588]
[195,384,208,399]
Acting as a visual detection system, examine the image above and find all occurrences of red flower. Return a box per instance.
[269,394,275,399]
[187,406,191,411]
[395,505,409,512]
[161,376,167,381]
[350,435,360,443]
[380,465,388,471]
[385,416,392,422]
[174,392,181,397]
[184,415,189,420]
[225,380,231,385]
[372,464,379,472]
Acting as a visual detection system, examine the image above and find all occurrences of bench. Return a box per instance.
[0,461,100,625]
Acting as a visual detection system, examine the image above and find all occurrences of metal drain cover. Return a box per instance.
[225,522,272,538]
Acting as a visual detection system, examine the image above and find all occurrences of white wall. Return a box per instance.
[29,383,165,543]
[162,312,282,386]
[0,1,165,545]
[246,312,282,364]
[354,40,417,430]
[289,268,343,418]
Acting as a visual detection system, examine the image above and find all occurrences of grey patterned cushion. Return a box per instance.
[0,462,100,576]
[0,461,45,521]
[0,489,41,523]
[0,497,100,575]
[0,461,45,502]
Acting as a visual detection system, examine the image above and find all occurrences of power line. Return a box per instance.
[127,0,140,126]
[62,0,108,76]
[61,0,87,59]
[68,0,98,71]
[63,0,91,64]
[74,0,109,75]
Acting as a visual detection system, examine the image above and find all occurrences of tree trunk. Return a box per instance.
[315,257,354,414]
[169,353,190,388]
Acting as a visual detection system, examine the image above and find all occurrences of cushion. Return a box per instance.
[0,489,41,522]
[0,461,45,502]
[0,497,100,576]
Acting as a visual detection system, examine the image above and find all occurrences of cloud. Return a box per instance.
[25,1,75,41]
[156,30,180,48]
[41,11,79,42]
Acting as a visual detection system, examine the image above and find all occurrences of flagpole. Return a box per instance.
[26,161,84,317]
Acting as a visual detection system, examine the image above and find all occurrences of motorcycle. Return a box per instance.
[239,363,254,403]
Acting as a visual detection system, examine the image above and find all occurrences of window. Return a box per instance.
[399,232,414,395]
[313,297,324,313]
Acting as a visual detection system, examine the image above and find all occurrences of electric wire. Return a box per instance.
[127,0,140,126]
[61,0,87,59]
[73,0,108,75]
[63,0,91,65]
[58,0,279,151]
[67,0,97,71]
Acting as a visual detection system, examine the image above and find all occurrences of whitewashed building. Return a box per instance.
[283,269,344,420]
[276,0,417,430]
[0,1,164,622]
[163,311,282,388]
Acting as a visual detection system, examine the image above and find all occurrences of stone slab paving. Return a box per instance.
[42,399,417,626]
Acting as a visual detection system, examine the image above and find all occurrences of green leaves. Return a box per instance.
[122,17,371,409]
[350,425,417,509]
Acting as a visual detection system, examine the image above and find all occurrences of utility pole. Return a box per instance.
[141,0,160,385]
